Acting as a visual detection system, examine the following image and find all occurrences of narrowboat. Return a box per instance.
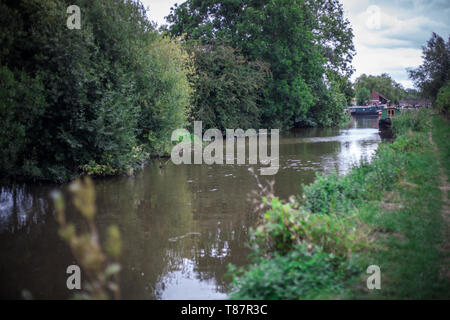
[378,107,401,130]
[348,105,379,115]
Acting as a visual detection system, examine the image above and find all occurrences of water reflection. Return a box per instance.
[0,116,381,299]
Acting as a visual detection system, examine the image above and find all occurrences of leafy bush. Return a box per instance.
[187,42,269,131]
[392,109,430,137]
[356,87,370,105]
[435,82,450,115]
[0,0,193,181]
[302,172,362,215]
[0,65,47,179]
[229,244,358,300]
[250,197,374,258]
[308,81,349,127]
[137,36,194,155]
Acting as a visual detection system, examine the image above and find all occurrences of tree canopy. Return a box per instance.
[187,42,270,131]
[0,0,358,182]
[408,32,450,101]
[167,0,355,128]
[0,0,192,181]
[354,73,405,105]
[356,87,370,105]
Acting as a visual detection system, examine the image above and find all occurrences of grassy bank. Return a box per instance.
[228,109,450,299]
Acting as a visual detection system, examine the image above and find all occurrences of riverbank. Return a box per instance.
[228,110,450,299]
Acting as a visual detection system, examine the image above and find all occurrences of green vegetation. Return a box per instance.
[187,42,270,131]
[435,82,450,115]
[432,115,450,178]
[167,0,354,129]
[0,0,359,182]
[0,0,358,182]
[0,0,192,181]
[354,73,405,105]
[356,87,370,105]
[408,32,449,102]
[229,244,358,300]
[229,110,450,299]
[391,108,430,136]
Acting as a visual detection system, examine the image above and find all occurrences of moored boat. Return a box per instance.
[348,105,379,115]
[378,106,401,130]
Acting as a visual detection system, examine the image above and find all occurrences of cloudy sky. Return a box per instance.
[142,0,450,88]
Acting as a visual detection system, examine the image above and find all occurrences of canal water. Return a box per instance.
[0,116,381,299]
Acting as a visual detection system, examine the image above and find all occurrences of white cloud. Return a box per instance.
[141,0,179,27]
[141,0,449,89]
[342,0,450,88]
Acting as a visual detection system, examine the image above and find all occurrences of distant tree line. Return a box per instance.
[352,32,450,111]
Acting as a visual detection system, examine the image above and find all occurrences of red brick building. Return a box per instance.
[370,92,390,106]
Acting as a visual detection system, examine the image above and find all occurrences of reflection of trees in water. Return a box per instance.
[353,116,379,129]
[0,184,73,299]
[0,184,46,233]
[168,164,256,295]
[0,163,247,300]
[89,164,196,299]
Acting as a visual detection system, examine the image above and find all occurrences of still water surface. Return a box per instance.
[0,116,381,299]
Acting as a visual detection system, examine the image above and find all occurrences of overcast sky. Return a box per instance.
[142,0,450,89]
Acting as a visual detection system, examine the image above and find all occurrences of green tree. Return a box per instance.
[0,66,47,178]
[408,33,450,101]
[354,73,405,104]
[435,82,450,114]
[404,88,421,99]
[136,35,194,155]
[0,0,193,181]
[187,42,270,131]
[167,0,355,128]
[356,87,370,105]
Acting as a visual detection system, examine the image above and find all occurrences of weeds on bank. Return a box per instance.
[392,108,430,137]
[229,109,450,299]
[432,115,450,177]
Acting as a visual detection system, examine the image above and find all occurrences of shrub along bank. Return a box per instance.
[228,110,450,299]
[0,0,193,182]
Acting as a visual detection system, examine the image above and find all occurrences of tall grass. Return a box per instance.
[229,110,450,299]
[391,108,429,137]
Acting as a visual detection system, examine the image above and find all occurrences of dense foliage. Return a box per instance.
[167,0,355,129]
[435,82,450,114]
[356,87,370,105]
[354,73,405,105]
[187,42,269,130]
[229,244,356,299]
[0,0,192,181]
